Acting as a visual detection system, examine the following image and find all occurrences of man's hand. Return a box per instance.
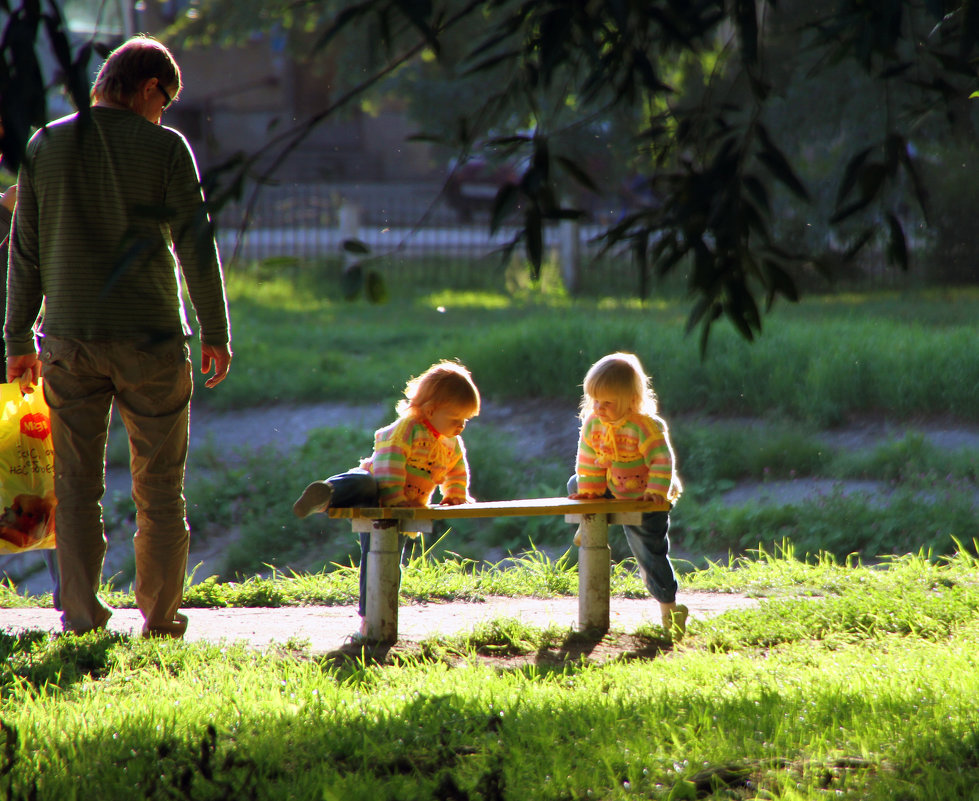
[6,354,39,390]
[201,343,232,388]
[1,184,16,212]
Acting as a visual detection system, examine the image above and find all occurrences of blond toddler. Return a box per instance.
[568,352,688,640]
[293,360,480,631]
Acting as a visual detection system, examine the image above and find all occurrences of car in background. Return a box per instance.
[443,153,523,223]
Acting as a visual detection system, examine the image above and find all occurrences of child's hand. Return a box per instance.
[569,492,603,500]
[438,496,471,506]
[644,492,667,504]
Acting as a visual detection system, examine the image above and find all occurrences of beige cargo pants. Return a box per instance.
[40,336,193,637]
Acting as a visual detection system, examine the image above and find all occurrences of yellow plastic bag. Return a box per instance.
[0,382,56,552]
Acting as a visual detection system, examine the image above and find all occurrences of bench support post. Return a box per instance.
[365,525,401,643]
[575,514,611,632]
[340,501,658,642]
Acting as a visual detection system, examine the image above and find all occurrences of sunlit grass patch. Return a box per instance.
[224,271,327,310]
[683,539,979,592]
[419,290,513,309]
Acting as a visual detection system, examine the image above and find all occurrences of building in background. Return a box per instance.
[43,0,438,182]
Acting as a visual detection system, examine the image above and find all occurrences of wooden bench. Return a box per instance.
[327,497,669,642]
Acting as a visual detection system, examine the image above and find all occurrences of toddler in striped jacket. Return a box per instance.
[567,352,688,641]
[292,360,480,634]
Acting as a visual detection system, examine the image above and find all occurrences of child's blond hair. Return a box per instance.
[397,360,481,417]
[580,352,658,421]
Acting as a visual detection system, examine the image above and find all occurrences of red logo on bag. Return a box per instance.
[21,413,50,440]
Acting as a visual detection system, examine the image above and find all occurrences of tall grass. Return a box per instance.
[206,271,979,428]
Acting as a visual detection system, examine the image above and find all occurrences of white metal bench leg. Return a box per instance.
[567,511,646,633]
[365,525,401,642]
[571,513,611,631]
[345,504,653,641]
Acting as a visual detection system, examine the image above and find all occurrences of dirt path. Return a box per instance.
[0,591,757,654]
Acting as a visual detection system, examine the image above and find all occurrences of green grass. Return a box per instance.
[95,274,979,577]
[196,269,979,425]
[19,538,975,612]
[7,266,948,588]
[36,264,964,583]
[4,550,979,799]
[193,271,979,424]
[11,273,979,798]
[153,416,979,580]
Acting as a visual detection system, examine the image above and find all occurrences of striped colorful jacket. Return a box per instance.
[364,414,471,506]
[575,411,681,502]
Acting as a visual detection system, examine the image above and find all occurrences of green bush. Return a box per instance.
[673,420,831,486]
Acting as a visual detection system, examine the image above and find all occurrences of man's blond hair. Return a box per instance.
[91,35,181,108]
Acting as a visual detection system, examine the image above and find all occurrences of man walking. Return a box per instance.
[6,36,232,638]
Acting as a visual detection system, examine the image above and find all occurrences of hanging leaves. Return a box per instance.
[7,0,968,348]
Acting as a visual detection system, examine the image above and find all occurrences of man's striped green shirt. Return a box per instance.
[6,107,230,356]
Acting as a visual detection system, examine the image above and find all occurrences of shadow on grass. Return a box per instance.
[0,629,132,691]
[314,625,674,677]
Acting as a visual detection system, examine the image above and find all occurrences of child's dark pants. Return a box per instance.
[567,476,678,604]
[325,469,408,618]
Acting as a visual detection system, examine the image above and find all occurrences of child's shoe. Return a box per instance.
[573,526,582,547]
[662,604,689,642]
[347,617,371,645]
[292,480,334,518]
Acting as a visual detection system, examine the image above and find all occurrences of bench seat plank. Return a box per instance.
[331,496,671,642]
[327,496,668,521]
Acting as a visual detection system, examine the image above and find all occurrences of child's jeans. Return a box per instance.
[567,476,678,605]
[324,469,408,618]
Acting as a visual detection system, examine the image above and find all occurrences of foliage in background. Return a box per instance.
[160,0,979,346]
[919,140,979,284]
[200,270,979,427]
[7,2,979,347]
[25,269,979,586]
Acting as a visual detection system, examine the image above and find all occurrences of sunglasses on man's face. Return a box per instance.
[157,83,173,110]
